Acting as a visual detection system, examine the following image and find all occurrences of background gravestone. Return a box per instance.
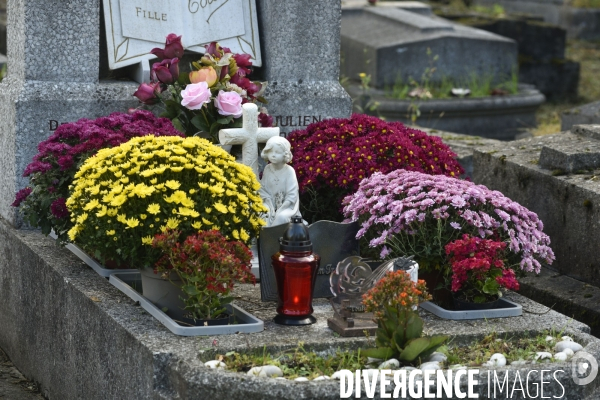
[256,0,352,136]
[340,7,517,89]
[0,0,139,227]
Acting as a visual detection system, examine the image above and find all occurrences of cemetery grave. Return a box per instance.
[1,0,600,399]
[340,3,546,139]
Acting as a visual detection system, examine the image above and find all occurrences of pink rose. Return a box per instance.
[180,82,211,110]
[214,90,243,118]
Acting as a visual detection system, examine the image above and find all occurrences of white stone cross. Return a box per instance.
[219,103,280,178]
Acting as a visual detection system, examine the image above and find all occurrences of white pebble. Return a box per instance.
[378,359,400,369]
[488,353,507,367]
[553,352,569,361]
[563,348,575,357]
[331,370,352,380]
[534,352,553,361]
[426,352,448,363]
[275,377,287,380]
[367,357,383,364]
[545,336,555,342]
[246,365,283,378]
[449,364,467,370]
[555,341,583,353]
[204,360,227,369]
[400,366,418,371]
[420,362,441,371]
[510,359,528,366]
[561,336,574,342]
[294,377,309,382]
[313,375,331,381]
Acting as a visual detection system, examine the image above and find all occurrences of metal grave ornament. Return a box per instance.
[258,220,359,302]
[327,256,419,337]
[329,256,418,312]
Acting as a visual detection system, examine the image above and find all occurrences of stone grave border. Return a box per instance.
[1,220,600,398]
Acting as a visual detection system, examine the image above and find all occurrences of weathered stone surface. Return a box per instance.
[342,0,433,16]
[562,101,600,131]
[473,132,600,286]
[1,220,600,398]
[341,7,517,88]
[475,0,600,40]
[345,83,544,140]
[538,132,600,172]
[256,0,352,136]
[0,0,140,226]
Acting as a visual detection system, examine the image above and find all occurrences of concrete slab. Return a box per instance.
[472,130,600,287]
[1,220,600,398]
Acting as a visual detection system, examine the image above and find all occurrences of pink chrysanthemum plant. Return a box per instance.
[445,234,520,303]
[134,34,273,141]
[343,169,555,275]
[288,114,464,223]
[11,111,183,243]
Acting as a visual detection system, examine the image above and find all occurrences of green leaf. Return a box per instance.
[398,338,431,362]
[361,347,395,360]
[393,330,406,352]
[474,295,487,303]
[171,118,185,133]
[182,285,200,296]
[256,96,268,104]
[209,121,221,137]
[418,335,450,360]
[482,278,500,295]
[190,114,209,133]
[405,311,423,341]
[216,116,233,125]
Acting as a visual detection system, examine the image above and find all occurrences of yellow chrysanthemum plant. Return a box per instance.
[66,135,267,268]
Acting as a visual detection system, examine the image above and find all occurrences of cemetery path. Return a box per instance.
[0,348,45,400]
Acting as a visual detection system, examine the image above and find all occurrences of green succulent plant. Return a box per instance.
[362,307,448,363]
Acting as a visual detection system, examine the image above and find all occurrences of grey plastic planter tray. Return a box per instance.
[420,298,522,320]
[49,231,137,278]
[109,272,264,336]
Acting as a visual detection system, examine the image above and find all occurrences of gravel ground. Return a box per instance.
[0,348,44,400]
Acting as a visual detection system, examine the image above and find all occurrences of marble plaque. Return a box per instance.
[103,0,262,70]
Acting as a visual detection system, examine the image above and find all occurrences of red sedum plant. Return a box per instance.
[288,114,464,222]
[152,229,255,320]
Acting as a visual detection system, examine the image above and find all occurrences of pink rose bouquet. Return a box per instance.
[134,34,273,142]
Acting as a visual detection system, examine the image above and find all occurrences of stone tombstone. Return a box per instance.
[258,220,360,302]
[104,0,262,75]
[561,101,600,132]
[341,7,517,89]
[256,0,352,136]
[0,0,141,227]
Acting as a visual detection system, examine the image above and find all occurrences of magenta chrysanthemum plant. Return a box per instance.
[343,169,554,274]
[288,114,464,222]
[12,110,183,243]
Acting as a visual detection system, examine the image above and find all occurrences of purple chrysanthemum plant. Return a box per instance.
[12,110,183,243]
[342,169,554,275]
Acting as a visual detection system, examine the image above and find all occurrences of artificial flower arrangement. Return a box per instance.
[287,114,464,223]
[152,229,255,321]
[134,34,273,141]
[343,169,555,276]
[361,270,448,362]
[445,234,520,304]
[11,111,182,243]
[66,135,267,268]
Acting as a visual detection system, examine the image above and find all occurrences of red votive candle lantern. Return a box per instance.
[272,215,320,325]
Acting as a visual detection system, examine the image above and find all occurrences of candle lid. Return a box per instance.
[279,215,312,252]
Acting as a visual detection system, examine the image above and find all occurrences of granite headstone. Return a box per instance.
[0,0,139,227]
[341,7,517,89]
[256,0,352,136]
